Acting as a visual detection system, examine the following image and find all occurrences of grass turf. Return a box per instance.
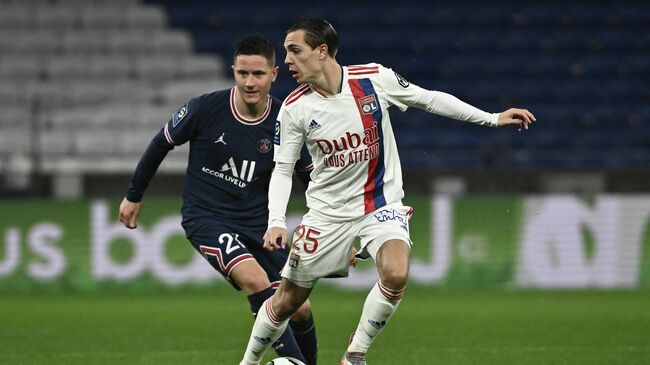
[1,287,649,365]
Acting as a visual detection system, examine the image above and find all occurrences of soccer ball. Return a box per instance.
[265,357,306,365]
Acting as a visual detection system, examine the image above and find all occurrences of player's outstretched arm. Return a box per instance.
[119,197,142,229]
[497,108,536,130]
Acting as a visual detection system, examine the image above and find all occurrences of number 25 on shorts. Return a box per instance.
[292,225,320,253]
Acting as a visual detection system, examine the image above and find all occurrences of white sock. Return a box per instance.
[241,298,289,365]
[347,282,404,353]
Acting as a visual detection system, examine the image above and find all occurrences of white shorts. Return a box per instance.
[281,203,413,288]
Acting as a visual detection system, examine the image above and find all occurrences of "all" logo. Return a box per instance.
[220,157,256,182]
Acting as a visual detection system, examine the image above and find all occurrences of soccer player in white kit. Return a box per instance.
[240,18,535,365]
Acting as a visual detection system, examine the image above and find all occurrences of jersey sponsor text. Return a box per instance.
[316,121,380,168]
[201,157,256,188]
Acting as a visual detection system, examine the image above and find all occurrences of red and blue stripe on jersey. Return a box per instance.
[348,76,387,214]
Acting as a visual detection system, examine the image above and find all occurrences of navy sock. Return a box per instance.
[247,287,274,317]
[290,313,318,365]
[247,288,306,363]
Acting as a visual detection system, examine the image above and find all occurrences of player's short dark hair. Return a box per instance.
[287,18,339,58]
[234,34,275,66]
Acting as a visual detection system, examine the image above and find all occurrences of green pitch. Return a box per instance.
[1,287,649,365]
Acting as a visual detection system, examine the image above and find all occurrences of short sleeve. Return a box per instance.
[273,106,305,163]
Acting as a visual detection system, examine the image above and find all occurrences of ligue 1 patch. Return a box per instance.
[289,253,300,269]
[274,120,281,145]
[172,103,188,127]
[358,94,379,115]
[394,71,410,88]
[257,138,272,153]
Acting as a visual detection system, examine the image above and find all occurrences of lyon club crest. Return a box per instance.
[358,94,379,115]
[257,138,272,153]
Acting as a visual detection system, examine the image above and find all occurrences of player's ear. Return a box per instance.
[272,65,279,82]
[318,44,329,60]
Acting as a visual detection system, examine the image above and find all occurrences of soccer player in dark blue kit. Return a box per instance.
[118,34,318,364]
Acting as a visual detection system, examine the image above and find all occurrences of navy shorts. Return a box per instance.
[184,219,290,290]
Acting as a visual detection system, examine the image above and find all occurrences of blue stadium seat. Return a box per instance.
[138,0,650,170]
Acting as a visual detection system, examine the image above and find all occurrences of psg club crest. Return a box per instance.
[257,138,272,153]
[358,94,379,115]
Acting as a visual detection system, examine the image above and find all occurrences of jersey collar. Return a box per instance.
[229,87,272,125]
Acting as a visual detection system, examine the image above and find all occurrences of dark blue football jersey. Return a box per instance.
[126,88,312,232]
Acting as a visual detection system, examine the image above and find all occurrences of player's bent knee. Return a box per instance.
[239,276,271,294]
[230,262,271,294]
[272,298,300,320]
[378,257,409,289]
[377,239,410,289]
[273,292,305,319]
[272,280,311,320]
[291,299,312,321]
[380,267,409,290]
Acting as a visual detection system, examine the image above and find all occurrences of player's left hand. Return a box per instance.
[350,247,358,267]
[497,108,536,131]
[263,227,288,251]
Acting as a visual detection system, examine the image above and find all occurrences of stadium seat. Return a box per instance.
[0,105,32,128]
[3,0,649,179]
[159,79,233,107]
[61,31,109,54]
[34,5,81,29]
[106,31,153,53]
[126,6,168,29]
[133,55,180,80]
[117,130,161,154]
[40,130,75,155]
[80,6,129,29]
[0,127,32,155]
[0,6,34,29]
[0,82,29,107]
[0,30,61,54]
[179,55,224,79]
[0,56,42,82]
[151,31,194,54]
[74,131,119,154]
[44,55,133,81]
[78,4,166,30]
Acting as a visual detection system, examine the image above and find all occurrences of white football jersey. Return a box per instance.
[274,63,433,221]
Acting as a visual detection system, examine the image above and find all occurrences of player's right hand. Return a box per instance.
[263,227,287,251]
[119,197,142,229]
